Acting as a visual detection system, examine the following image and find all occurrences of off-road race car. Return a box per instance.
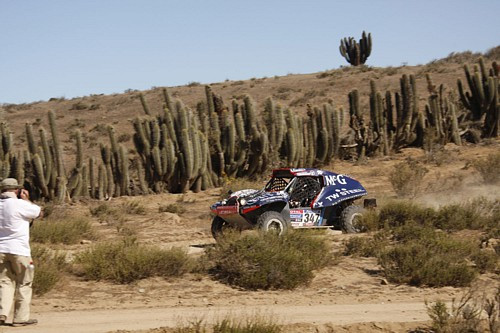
[210,168,374,239]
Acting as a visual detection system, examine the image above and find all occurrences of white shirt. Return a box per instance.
[0,192,41,256]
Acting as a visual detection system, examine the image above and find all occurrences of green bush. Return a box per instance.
[31,245,68,295]
[377,201,436,228]
[205,231,331,290]
[473,152,500,184]
[74,238,194,283]
[31,215,96,244]
[378,226,478,287]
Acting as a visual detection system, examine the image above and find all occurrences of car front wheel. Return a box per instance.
[211,216,232,239]
[257,211,290,235]
[340,205,365,233]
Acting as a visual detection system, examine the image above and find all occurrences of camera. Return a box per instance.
[17,189,23,199]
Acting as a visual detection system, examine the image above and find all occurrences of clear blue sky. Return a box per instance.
[1,0,499,104]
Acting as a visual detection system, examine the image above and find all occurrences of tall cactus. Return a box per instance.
[339,31,372,66]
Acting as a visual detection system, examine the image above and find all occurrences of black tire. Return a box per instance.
[340,205,365,233]
[211,216,232,239]
[257,211,290,235]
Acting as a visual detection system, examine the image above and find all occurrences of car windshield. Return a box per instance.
[283,177,298,194]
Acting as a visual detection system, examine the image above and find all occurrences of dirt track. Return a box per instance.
[6,302,430,333]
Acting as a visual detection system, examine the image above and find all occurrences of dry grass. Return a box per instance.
[31,214,97,245]
[73,237,194,284]
[31,245,69,295]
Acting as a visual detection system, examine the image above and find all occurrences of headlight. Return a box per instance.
[239,198,247,206]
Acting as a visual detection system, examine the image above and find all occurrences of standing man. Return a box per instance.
[0,178,41,326]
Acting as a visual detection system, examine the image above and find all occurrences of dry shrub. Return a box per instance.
[205,231,331,290]
[90,202,125,224]
[159,203,186,214]
[31,214,97,245]
[389,158,428,197]
[473,152,500,184]
[120,200,147,215]
[74,237,194,283]
[31,245,68,295]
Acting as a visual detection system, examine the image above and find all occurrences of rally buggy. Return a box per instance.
[210,168,374,239]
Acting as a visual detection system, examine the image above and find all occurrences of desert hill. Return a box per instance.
[1,47,498,168]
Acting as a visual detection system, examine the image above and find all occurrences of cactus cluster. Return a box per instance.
[339,31,372,66]
[129,88,345,194]
[348,73,464,157]
[424,75,462,146]
[457,57,499,137]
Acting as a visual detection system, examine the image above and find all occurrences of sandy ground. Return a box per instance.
[4,302,432,333]
[3,142,498,333]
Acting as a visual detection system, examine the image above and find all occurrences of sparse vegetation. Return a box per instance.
[205,231,332,290]
[172,314,282,333]
[74,237,194,283]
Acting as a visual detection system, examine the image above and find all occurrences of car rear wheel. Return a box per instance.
[340,205,365,233]
[257,211,290,235]
[211,216,232,239]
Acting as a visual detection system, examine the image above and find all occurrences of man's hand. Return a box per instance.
[19,189,30,200]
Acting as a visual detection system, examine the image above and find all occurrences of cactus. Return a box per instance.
[97,163,107,200]
[48,111,67,202]
[339,31,372,66]
[139,93,151,116]
[89,157,96,198]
